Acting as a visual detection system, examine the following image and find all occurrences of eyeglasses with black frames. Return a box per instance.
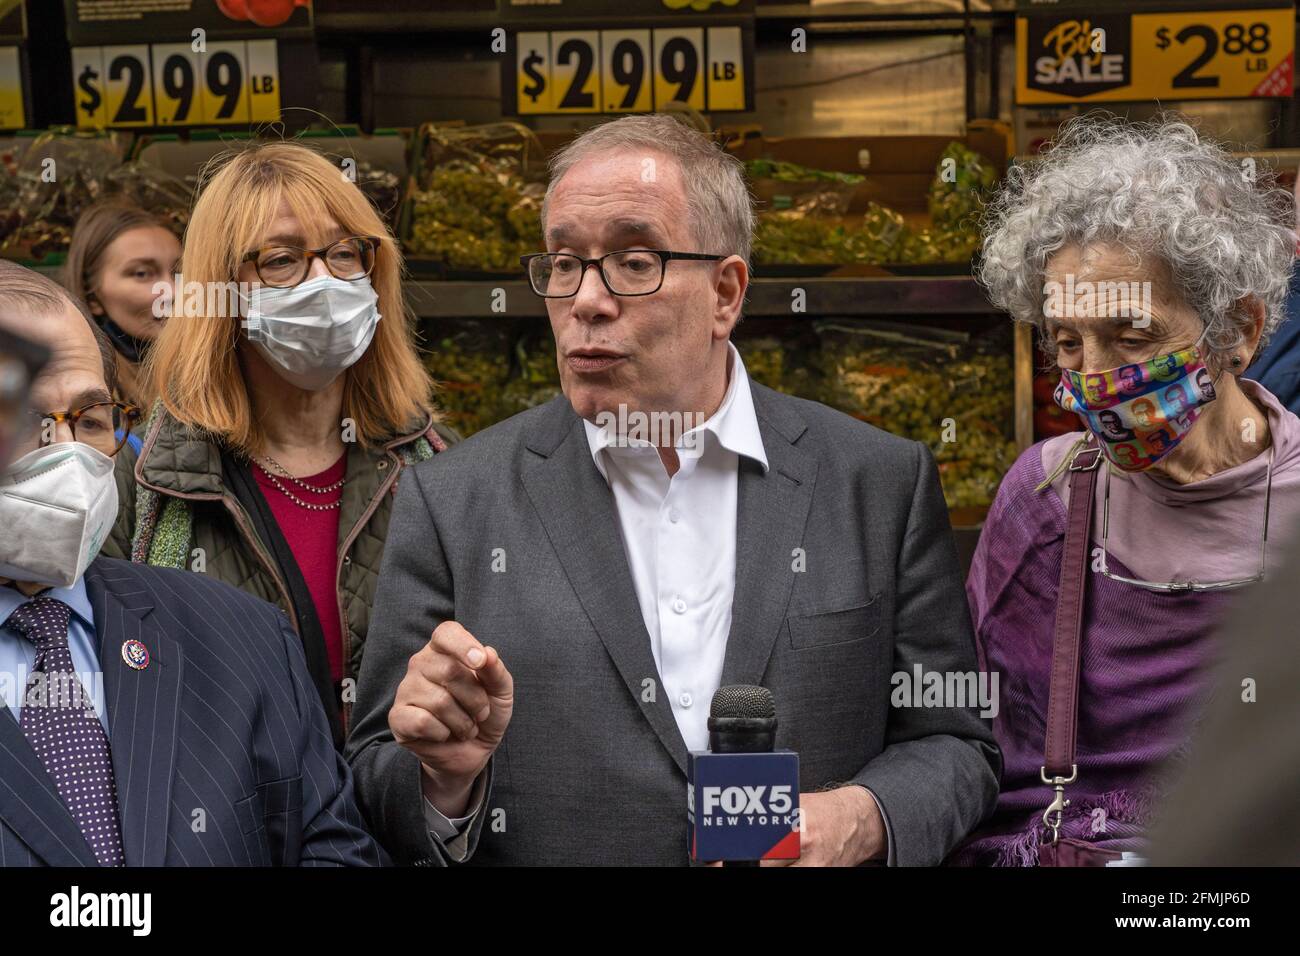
[520,250,726,298]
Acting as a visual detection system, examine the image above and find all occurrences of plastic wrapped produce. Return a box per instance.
[744,158,864,185]
[927,140,998,237]
[814,321,1016,509]
[0,130,127,264]
[735,335,785,392]
[498,329,562,417]
[105,161,192,236]
[407,122,548,273]
[847,201,909,264]
[753,209,854,266]
[351,158,403,231]
[424,320,513,436]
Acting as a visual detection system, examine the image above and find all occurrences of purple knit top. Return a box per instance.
[951,381,1300,866]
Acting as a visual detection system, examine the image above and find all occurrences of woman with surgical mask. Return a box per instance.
[950,117,1300,865]
[63,201,181,424]
[100,141,456,746]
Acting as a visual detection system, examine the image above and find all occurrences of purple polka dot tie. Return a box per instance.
[7,597,125,867]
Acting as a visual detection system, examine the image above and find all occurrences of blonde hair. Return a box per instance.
[145,140,433,452]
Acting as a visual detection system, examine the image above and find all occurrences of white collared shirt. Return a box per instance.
[582,342,768,753]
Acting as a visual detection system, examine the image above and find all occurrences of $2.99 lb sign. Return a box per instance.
[73,40,281,128]
[506,27,751,115]
[1017,4,1294,103]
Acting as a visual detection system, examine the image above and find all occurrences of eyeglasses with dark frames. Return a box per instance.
[242,236,381,289]
[1067,436,1274,592]
[23,401,142,458]
[520,250,727,298]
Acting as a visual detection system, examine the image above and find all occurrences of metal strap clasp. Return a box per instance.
[1040,765,1078,845]
[1067,442,1102,472]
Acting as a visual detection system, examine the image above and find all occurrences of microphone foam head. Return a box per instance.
[709,684,775,720]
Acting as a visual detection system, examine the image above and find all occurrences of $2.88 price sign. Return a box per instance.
[1018,6,1293,103]
[512,27,748,114]
[1140,10,1291,96]
[72,40,281,128]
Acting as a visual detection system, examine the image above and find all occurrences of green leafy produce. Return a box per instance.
[816,325,1015,508]
[753,214,854,265]
[735,335,785,391]
[745,158,864,185]
[927,140,998,235]
[499,331,562,418]
[750,141,999,267]
[424,321,513,436]
[407,162,542,271]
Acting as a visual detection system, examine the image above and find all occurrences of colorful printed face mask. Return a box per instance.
[1053,335,1218,472]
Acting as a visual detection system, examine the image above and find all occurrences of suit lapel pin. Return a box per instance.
[121,639,150,670]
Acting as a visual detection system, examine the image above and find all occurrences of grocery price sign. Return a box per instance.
[1016,0,1294,103]
[500,0,753,115]
[0,0,27,130]
[73,41,281,128]
[64,0,314,128]
[0,46,22,129]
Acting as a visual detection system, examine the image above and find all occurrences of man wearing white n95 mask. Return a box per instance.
[0,261,384,867]
[349,115,1000,867]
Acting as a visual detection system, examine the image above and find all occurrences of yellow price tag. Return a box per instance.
[151,44,200,126]
[101,45,154,128]
[0,46,24,130]
[72,47,107,128]
[1017,6,1294,104]
[199,41,250,125]
[517,32,552,115]
[654,28,705,109]
[706,26,745,111]
[1133,8,1293,100]
[246,39,281,123]
[601,29,652,112]
[550,31,601,114]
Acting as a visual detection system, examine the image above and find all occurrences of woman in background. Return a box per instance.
[63,200,181,429]
[102,141,455,746]
[954,116,1300,865]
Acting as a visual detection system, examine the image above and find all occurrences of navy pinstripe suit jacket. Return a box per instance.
[0,557,386,866]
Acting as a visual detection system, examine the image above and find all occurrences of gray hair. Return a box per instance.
[0,259,117,393]
[979,113,1295,362]
[542,114,755,267]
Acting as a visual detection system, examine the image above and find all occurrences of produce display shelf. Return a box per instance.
[312,2,1015,36]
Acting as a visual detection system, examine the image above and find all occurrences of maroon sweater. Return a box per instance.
[253,454,346,683]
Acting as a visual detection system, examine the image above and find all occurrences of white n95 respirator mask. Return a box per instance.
[241,275,382,391]
[0,441,119,588]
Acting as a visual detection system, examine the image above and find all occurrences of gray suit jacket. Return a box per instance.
[347,382,1000,866]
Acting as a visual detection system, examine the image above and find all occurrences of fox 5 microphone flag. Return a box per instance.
[687,751,801,862]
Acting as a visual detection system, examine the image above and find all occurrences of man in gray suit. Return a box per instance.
[347,114,1000,866]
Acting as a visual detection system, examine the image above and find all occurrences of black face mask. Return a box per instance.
[98,315,151,365]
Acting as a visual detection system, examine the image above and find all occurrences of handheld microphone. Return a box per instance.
[707,683,777,755]
[688,684,801,865]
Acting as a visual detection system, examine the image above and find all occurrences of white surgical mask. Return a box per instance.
[0,441,119,588]
[241,275,381,391]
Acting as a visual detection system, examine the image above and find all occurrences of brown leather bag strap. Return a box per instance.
[1043,437,1103,779]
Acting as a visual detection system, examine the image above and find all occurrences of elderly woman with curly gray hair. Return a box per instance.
[951,115,1300,866]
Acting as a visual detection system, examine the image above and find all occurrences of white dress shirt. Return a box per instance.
[582,342,767,752]
[425,343,893,862]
